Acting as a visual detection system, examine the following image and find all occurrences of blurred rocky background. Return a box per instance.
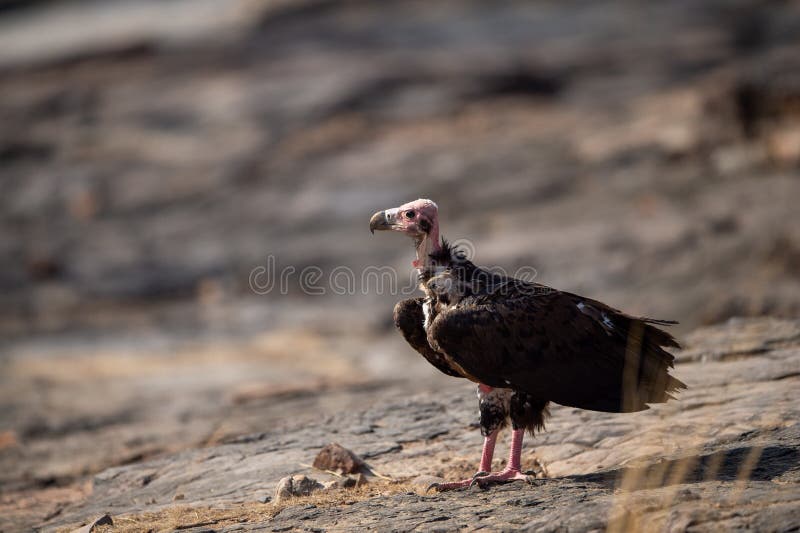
[0,0,799,530]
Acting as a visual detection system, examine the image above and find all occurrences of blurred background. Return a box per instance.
[1,0,799,526]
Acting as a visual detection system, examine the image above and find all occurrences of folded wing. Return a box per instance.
[427,285,686,413]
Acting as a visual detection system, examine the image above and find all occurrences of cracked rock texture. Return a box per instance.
[22,317,800,532]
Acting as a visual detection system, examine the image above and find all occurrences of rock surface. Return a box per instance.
[29,317,800,532]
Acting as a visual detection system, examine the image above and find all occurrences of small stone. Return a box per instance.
[0,430,18,450]
[258,495,271,504]
[274,474,324,503]
[312,443,365,474]
[410,475,444,489]
[340,477,357,489]
[710,144,767,175]
[71,513,113,533]
[172,493,185,501]
[346,473,367,488]
[95,515,113,526]
[677,488,700,501]
[767,127,800,165]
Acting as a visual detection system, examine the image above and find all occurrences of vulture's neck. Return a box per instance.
[413,222,441,273]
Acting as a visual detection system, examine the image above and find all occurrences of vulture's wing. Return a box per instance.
[394,297,464,378]
[427,284,686,412]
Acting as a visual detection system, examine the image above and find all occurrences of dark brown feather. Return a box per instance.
[427,281,686,413]
[391,239,684,431]
[393,297,464,378]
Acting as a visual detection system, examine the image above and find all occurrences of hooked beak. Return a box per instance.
[369,209,394,234]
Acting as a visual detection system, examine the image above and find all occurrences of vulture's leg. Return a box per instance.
[469,428,530,487]
[470,393,547,487]
[428,385,510,492]
[427,429,500,492]
[478,428,499,473]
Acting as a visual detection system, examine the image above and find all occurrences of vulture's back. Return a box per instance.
[426,271,686,413]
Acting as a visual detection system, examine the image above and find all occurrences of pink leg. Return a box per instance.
[478,429,498,472]
[469,428,530,487]
[427,429,499,491]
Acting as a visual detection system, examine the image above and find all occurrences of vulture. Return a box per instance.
[369,199,686,491]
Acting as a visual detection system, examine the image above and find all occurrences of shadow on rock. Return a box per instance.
[570,445,799,490]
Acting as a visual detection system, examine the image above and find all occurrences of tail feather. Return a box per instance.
[623,320,685,410]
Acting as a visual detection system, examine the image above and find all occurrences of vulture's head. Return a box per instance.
[370,198,441,269]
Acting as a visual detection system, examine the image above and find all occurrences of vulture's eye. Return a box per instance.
[405,210,416,219]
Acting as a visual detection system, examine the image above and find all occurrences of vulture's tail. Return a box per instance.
[620,318,686,412]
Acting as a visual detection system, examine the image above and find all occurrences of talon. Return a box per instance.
[425,483,440,493]
[468,476,485,489]
[471,471,490,480]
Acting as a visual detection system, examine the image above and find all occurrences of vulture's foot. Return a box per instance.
[426,474,484,492]
[468,467,532,488]
[427,468,533,492]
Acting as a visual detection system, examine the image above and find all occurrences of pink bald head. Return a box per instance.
[369,198,441,269]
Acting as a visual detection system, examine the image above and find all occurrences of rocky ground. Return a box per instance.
[1,0,800,531]
[5,317,795,532]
